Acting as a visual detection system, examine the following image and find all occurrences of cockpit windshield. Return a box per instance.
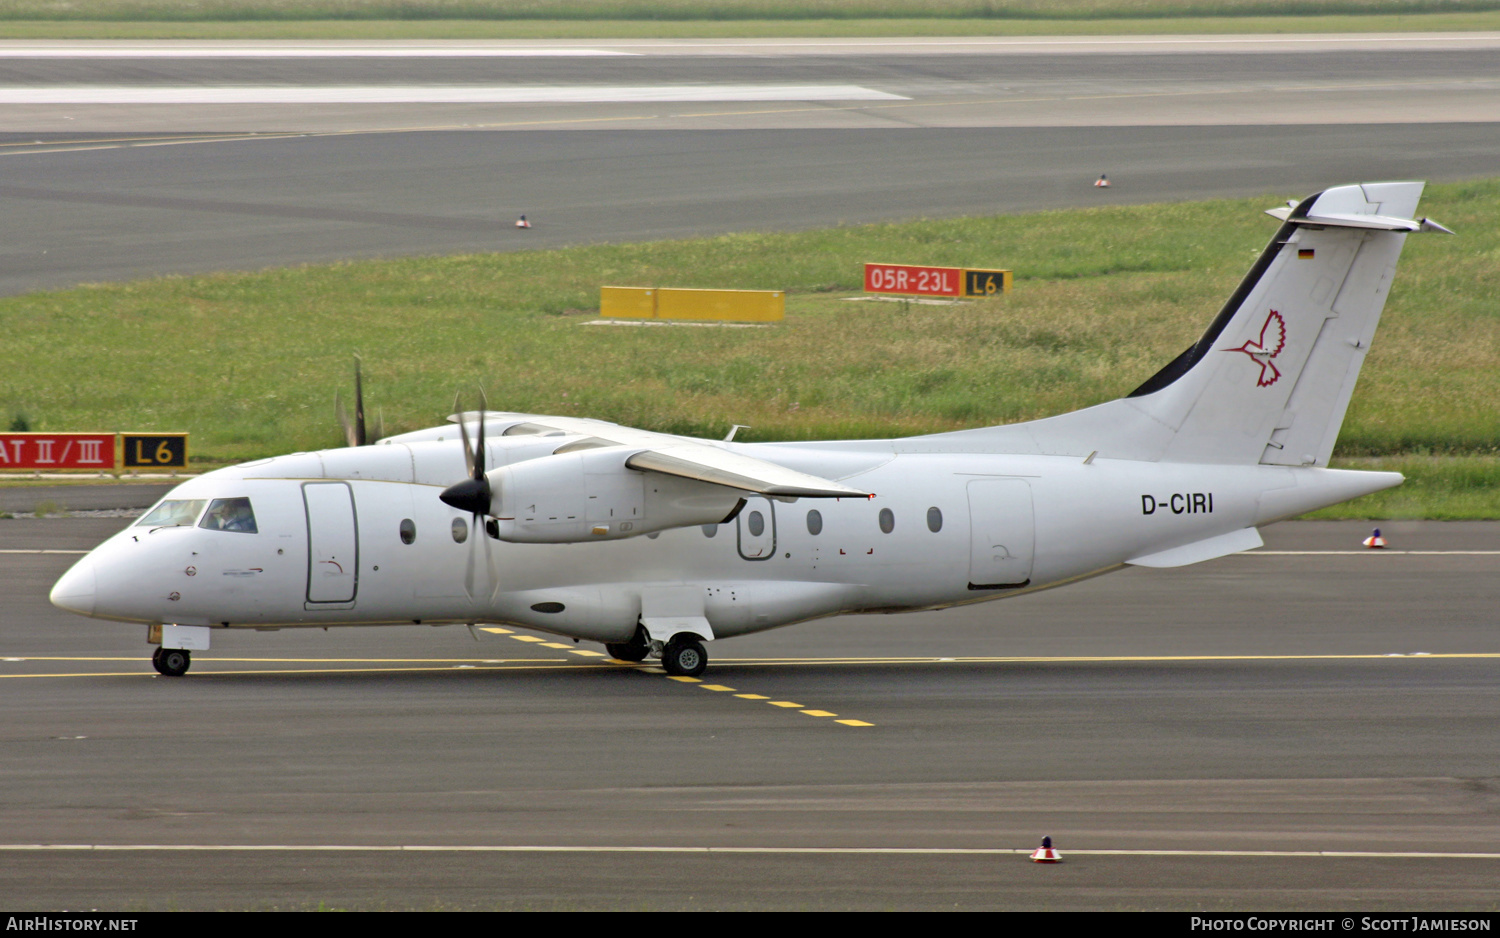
[136,499,207,528]
[199,497,258,534]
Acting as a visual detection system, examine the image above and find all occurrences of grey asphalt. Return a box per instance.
[0,38,1497,296]
[4,123,1498,298]
[3,518,1498,910]
[1,37,1497,910]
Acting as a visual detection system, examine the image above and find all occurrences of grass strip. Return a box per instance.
[2,181,1496,516]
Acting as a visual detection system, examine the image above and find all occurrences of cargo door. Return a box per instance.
[967,479,1034,589]
[304,481,358,606]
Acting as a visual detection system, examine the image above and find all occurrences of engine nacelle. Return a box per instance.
[487,446,745,544]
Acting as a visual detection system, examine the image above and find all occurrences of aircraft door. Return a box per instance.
[304,482,358,605]
[966,479,1034,589]
[736,496,776,561]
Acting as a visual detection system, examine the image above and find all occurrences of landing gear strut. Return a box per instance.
[606,628,650,663]
[152,646,191,677]
[661,634,708,678]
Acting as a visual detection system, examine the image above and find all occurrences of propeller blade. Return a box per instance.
[455,392,475,478]
[442,389,491,516]
[335,391,357,448]
[352,355,367,447]
[474,387,488,480]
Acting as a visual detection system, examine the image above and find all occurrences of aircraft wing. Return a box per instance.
[493,414,869,498]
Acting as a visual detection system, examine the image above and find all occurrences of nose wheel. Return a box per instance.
[152,646,191,677]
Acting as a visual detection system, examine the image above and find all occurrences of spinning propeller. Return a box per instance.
[439,391,497,601]
[335,355,383,447]
[440,389,493,518]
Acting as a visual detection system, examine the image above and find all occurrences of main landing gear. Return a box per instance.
[605,628,650,663]
[606,627,709,677]
[152,646,191,677]
[661,635,708,678]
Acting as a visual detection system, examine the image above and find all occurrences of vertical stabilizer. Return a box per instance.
[1130,181,1430,466]
[916,182,1446,464]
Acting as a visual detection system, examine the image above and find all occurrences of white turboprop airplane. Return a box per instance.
[51,181,1451,678]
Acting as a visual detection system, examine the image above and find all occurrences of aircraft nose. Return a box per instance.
[50,557,97,617]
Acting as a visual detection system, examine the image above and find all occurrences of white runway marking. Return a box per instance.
[0,85,908,105]
[0,46,638,58]
[0,843,1496,859]
[1248,550,1500,555]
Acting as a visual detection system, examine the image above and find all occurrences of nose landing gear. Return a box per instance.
[151,646,191,677]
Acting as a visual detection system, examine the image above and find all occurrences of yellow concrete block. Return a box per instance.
[600,285,657,319]
[656,288,784,322]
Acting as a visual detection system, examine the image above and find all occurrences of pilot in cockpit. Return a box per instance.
[202,497,258,534]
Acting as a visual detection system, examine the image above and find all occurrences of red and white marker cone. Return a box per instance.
[1094,174,1110,188]
[1363,528,1386,549]
[1031,835,1062,863]
[515,215,532,229]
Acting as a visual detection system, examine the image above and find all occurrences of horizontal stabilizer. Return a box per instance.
[1263,206,1451,233]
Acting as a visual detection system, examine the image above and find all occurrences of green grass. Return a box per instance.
[1312,456,1500,519]
[2,180,1497,516]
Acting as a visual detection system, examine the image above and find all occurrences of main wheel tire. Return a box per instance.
[662,636,707,677]
[605,640,649,663]
[152,646,191,677]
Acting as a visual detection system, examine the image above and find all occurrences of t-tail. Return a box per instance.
[938,182,1450,476]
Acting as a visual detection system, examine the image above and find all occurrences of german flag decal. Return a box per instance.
[1298,248,1315,259]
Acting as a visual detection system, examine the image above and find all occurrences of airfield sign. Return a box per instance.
[865,263,1012,298]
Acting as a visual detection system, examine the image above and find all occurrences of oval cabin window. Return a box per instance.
[878,507,895,534]
[806,509,823,536]
[927,507,943,533]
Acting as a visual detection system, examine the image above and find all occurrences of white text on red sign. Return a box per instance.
[0,433,117,469]
[864,263,962,297]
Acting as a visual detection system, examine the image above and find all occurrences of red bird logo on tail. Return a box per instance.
[1225,310,1287,387]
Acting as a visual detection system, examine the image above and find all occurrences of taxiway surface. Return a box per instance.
[4,516,1498,910]
[1,34,1497,295]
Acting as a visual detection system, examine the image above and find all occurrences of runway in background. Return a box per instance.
[0,34,1497,295]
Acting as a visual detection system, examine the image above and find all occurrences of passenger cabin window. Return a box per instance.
[806,509,823,536]
[747,510,765,537]
[399,519,416,545]
[878,507,895,534]
[136,499,207,527]
[199,497,258,534]
[927,507,943,533]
